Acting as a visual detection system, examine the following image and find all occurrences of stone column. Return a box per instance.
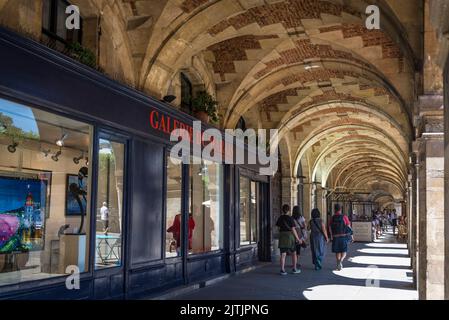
[303,183,312,223]
[416,132,445,300]
[408,156,418,289]
[315,187,325,221]
[281,176,297,209]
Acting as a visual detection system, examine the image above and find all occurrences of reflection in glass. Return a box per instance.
[250,181,258,243]
[239,177,250,245]
[189,159,223,254]
[166,155,182,258]
[95,139,124,269]
[239,177,259,246]
[0,97,92,286]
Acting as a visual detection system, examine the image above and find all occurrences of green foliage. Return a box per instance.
[0,112,39,141]
[66,42,97,68]
[191,91,220,123]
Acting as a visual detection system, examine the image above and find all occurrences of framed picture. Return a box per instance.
[0,170,49,253]
[65,174,87,216]
[0,167,52,218]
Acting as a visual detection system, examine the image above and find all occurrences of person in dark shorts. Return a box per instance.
[292,205,307,270]
[391,209,398,234]
[328,203,354,271]
[276,204,301,275]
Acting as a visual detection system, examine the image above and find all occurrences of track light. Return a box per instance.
[73,152,84,164]
[56,133,68,147]
[42,149,51,157]
[7,142,18,153]
[51,149,62,162]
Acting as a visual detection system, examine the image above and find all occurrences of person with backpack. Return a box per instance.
[276,204,302,275]
[328,203,353,271]
[308,208,329,270]
[292,205,307,270]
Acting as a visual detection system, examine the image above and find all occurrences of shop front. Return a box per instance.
[0,27,272,299]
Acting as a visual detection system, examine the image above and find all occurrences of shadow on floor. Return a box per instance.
[173,228,417,300]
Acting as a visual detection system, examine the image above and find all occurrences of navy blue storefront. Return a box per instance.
[0,27,272,299]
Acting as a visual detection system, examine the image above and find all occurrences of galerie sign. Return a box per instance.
[148,108,279,175]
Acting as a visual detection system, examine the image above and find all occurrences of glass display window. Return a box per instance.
[0,97,93,286]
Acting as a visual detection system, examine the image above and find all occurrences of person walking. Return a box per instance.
[391,209,398,235]
[328,203,353,271]
[100,202,110,235]
[276,204,301,275]
[292,205,307,270]
[308,208,329,270]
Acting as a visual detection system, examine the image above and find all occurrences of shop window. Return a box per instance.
[180,73,193,113]
[165,153,183,258]
[239,176,258,246]
[189,159,223,254]
[42,0,83,52]
[95,139,125,269]
[0,97,92,286]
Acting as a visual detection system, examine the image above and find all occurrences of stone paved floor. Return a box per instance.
[175,228,418,300]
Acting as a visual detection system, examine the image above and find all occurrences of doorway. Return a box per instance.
[239,175,270,262]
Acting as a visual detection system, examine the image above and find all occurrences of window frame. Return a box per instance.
[164,150,184,260]
[42,0,83,46]
[239,175,259,247]
[0,94,96,291]
[187,159,224,257]
[93,133,128,271]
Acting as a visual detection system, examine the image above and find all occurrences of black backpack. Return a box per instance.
[331,215,346,235]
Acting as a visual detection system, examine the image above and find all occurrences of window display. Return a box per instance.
[0,97,92,286]
[166,154,183,258]
[239,176,258,246]
[95,139,124,269]
[189,159,223,254]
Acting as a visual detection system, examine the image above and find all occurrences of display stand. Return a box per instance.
[59,233,86,273]
[352,221,373,242]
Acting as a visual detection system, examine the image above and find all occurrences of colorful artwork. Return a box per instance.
[66,173,87,216]
[0,175,47,253]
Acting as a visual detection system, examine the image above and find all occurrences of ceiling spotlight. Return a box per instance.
[55,133,68,147]
[42,149,51,157]
[7,142,18,153]
[51,149,62,162]
[73,152,84,164]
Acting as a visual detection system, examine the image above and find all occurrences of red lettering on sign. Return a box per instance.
[150,110,159,129]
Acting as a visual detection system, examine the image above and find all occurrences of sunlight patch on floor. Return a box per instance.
[348,255,411,267]
[303,284,418,300]
[365,243,408,249]
[357,248,409,255]
[332,267,413,283]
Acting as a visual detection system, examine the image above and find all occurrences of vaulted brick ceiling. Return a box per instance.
[71,0,417,200]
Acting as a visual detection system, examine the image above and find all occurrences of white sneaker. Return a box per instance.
[336,261,342,271]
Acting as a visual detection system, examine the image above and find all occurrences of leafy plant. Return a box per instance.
[0,112,40,141]
[191,91,220,123]
[66,42,97,68]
